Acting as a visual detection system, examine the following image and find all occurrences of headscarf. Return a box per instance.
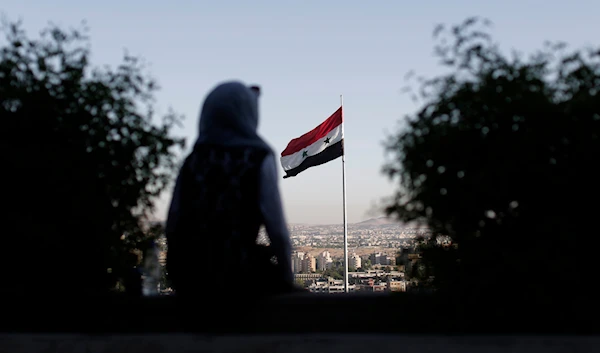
[194,81,271,152]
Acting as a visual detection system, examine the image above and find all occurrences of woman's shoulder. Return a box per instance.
[189,144,273,170]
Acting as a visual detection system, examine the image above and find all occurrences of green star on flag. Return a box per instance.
[324,137,331,144]
[302,150,308,158]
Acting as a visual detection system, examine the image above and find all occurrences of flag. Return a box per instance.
[280,107,344,178]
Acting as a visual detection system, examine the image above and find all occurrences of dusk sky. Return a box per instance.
[4,0,598,224]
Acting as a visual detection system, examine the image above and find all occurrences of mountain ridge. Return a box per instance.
[290,216,426,227]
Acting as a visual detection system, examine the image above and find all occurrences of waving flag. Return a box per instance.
[280,107,344,178]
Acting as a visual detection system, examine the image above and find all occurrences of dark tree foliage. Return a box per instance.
[384,17,600,309]
[0,20,184,295]
[323,266,344,280]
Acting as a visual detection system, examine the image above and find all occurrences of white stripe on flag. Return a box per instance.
[280,123,343,171]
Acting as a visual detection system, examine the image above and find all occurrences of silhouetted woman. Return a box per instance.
[166,81,294,299]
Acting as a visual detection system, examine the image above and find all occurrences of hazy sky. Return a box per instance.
[4,0,598,224]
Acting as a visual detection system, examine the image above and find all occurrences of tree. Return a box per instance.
[323,266,343,280]
[395,251,402,266]
[159,263,171,291]
[1,20,185,295]
[383,17,600,308]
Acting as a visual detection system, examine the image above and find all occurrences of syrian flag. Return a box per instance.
[281,107,344,178]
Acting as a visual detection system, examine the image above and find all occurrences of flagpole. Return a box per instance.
[341,94,349,293]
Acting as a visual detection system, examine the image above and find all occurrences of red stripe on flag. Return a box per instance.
[281,107,343,157]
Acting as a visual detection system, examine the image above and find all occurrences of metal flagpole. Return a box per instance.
[341,95,349,293]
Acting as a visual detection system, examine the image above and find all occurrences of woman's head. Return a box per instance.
[195,80,270,151]
[198,81,261,140]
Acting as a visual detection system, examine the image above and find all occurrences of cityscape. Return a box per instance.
[156,217,436,295]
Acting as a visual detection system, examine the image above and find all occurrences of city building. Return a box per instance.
[356,278,387,292]
[308,277,356,293]
[291,251,305,274]
[302,253,316,273]
[369,253,383,265]
[387,278,407,292]
[350,253,361,269]
[316,251,333,271]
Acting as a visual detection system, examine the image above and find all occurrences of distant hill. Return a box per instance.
[354,217,427,229]
[354,217,397,226]
[289,217,427,227]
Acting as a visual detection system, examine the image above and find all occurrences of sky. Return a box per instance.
[3,0,598,224]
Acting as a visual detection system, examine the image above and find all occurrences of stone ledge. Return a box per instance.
[1,334,599,353]
[1,292,598,334]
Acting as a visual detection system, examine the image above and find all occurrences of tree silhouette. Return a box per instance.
[384,17,600,310]
[1,20,185,295]
[362,259,373,270]
[323,266,343,280]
